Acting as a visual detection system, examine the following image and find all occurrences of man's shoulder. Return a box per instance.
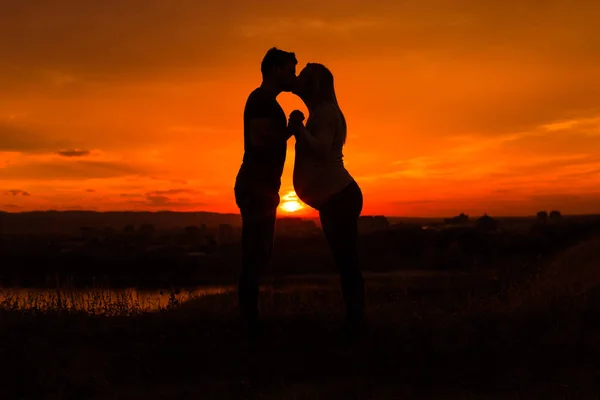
[246,87,270,103]
[245,88,280,119]
[245,88,266,109]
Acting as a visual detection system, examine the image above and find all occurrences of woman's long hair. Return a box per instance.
[303,63,348,144]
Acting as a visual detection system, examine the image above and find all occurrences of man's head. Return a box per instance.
[261,47,298,92]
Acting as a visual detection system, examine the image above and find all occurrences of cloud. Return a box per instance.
[0,160,149,180]
[145,195,171,206]
[0,123,72,153]
[357,155,477,182]
[115,187,207,209]
[5,189,30,196]
[141,192,207,209]
[149,176,188,185]
[0,0,235,85]
[502,116,600,155]
[56,149,91,157]
[3,204,20,209]
[2,1,599,141]
[393,199,437,205]
[487,154,599,178]
[237,17,387,38]
[562,168,600,179]
[85,188,96,192]
[147,188,194,196]
[2,0,594,85]
[541,116,600,136]
[359,112,600,186]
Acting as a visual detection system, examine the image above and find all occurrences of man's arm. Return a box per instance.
[246,96,289,148]
[247,117,281,148]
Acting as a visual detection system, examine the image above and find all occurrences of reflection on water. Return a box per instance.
[0,286,235,314]
[0,271,493,314]
[0,284,334,314]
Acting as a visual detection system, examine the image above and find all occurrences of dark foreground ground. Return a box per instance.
[2,284,600,400]
[2,236,600,399]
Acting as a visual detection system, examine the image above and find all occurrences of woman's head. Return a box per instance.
[293,63,337,105]
[293,63,347,144]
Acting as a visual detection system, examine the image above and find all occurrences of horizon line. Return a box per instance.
[1,209,599,219]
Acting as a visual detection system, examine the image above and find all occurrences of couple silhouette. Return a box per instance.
[234,47,365,339]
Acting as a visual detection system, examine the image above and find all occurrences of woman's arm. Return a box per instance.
[293,105,337,159]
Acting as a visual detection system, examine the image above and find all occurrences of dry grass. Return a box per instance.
[1,239,599,399]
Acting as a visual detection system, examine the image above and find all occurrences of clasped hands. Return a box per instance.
[287,110,305,138]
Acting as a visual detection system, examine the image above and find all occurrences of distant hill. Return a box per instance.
[387,217,445,226]
[524,233,600,302]
[0,211,243,234]
[2,210,599,235]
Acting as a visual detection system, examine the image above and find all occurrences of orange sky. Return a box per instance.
[1,0,600,217]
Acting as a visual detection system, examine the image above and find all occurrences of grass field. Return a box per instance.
[2,237,600,399]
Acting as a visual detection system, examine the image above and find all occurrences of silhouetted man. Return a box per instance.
[234,48,298,336]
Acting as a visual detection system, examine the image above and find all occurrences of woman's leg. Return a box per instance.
[319,181,365,326]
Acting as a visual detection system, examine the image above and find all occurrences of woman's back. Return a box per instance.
[293,103,353,210]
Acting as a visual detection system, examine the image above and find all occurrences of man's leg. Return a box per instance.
[238,211,277,329]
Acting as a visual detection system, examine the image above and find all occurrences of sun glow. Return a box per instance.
[280,191,305,213]
[280,200,303,213]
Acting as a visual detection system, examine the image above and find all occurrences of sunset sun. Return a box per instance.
[280,201,303,213]
[280,191,305,213]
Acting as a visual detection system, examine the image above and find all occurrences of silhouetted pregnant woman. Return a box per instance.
[288,63,366,336]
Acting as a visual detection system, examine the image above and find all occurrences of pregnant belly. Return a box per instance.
[293,165,322,208]
[293,164,352,210]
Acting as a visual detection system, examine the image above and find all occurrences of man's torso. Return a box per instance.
[235,87,288,198]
